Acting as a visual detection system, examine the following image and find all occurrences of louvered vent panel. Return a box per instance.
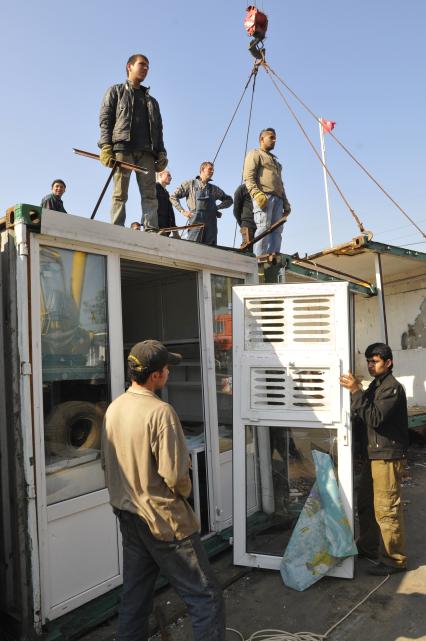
[244,298,285,350]
[288,297,334,345]
[245,296,334,350]
[250,367,287,409]
[289,367,331,410]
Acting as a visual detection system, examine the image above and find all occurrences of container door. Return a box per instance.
[31,242,123,621]
[232,283,353,577]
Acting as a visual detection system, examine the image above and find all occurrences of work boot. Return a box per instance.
[240,226,254,248]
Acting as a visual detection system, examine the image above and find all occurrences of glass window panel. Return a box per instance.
[245,425,338,556]
[40,246,109,505]
[211,275,243,452]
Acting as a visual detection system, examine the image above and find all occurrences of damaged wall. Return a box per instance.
[354,273,426,406]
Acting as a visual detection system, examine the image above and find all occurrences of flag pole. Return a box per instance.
[319,119,334,247]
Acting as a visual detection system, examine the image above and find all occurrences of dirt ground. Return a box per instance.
[81,446,426,641]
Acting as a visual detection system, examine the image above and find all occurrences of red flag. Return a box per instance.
[320,118,336,133]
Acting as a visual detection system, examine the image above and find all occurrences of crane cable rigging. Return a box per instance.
[211,5,425,248]
[262,62,426,241]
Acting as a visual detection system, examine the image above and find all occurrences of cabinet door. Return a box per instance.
[32,244,123,621]
[232,283,353,577]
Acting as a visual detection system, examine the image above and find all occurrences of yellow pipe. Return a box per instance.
[70,251,87,310]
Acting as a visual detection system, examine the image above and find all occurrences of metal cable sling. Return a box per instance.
[264,63,426,241]
[212,65,258,164]
[261,61,366,234]
[232,65,259,247]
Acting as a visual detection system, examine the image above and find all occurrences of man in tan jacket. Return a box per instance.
[243,128,291,256]
[102,340,225,641]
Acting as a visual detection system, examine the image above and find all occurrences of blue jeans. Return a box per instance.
[117,510,226,641]
[252,194,284,256]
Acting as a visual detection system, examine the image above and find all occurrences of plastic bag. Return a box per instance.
[280,450,357,591]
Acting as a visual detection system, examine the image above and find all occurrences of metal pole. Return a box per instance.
[239,215,288,252]
[91,162,118,220]
[319,119,334,247]
[374,252,388,343]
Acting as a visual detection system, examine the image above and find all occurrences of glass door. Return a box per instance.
[32,243,122,621]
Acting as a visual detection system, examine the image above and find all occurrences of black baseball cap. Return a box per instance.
[128,340,182,374]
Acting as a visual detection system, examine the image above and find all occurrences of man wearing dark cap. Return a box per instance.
[102,340,225,641]
[340,342,409,576]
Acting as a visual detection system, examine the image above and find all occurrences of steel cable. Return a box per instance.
[261,62,366,235]
[263,64,425,241]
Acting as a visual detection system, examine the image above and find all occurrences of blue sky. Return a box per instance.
[1,0,425,254]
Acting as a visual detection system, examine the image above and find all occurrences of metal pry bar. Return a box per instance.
[239,214,289,252]
[73,148,148,173]
[73,148,148,220]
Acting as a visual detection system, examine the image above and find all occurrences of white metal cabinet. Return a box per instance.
[232,283,353,577]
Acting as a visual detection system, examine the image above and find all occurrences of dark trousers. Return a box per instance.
[357,459,407,568]
[117,510,226,641]
[186,210,218,245]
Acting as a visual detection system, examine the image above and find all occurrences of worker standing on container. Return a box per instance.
[243,128,291,256]
[102,340,225,641]
[98,54,168,230]
[156,169,179,237]
[340,342,409,575]
[233,182,255,248]
[40,179,67,213]
[170,162,232,245]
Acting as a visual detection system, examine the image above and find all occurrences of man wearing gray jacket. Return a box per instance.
[170,162,232,246]
[98,54,168,229]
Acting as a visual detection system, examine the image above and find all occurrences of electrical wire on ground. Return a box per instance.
[225,574,390,641]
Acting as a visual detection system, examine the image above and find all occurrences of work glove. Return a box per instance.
[253,191,268,210]
[100,144,115,168]
[155,152,168,172]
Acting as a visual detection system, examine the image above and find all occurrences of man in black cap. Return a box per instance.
[102,340,225,641]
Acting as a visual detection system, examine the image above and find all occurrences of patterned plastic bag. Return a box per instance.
[280,450,357,591]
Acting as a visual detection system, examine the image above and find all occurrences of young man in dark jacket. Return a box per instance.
[98,54,168,230]
[340,343,409,575]
[41,179,67,213]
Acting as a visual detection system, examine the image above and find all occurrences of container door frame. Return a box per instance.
[232,282,353,576]
[30,236,124,622]
[199,268,255,534]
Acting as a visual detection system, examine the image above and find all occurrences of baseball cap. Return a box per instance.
[128,340,182,374]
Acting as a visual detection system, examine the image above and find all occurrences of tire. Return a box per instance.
[45,401,104,455]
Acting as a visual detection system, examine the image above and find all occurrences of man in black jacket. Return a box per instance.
[156,169,178,236]
[340,343,408,575]
[233,183,255,247]
[41,179,67,213]
[98,54,168,229]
